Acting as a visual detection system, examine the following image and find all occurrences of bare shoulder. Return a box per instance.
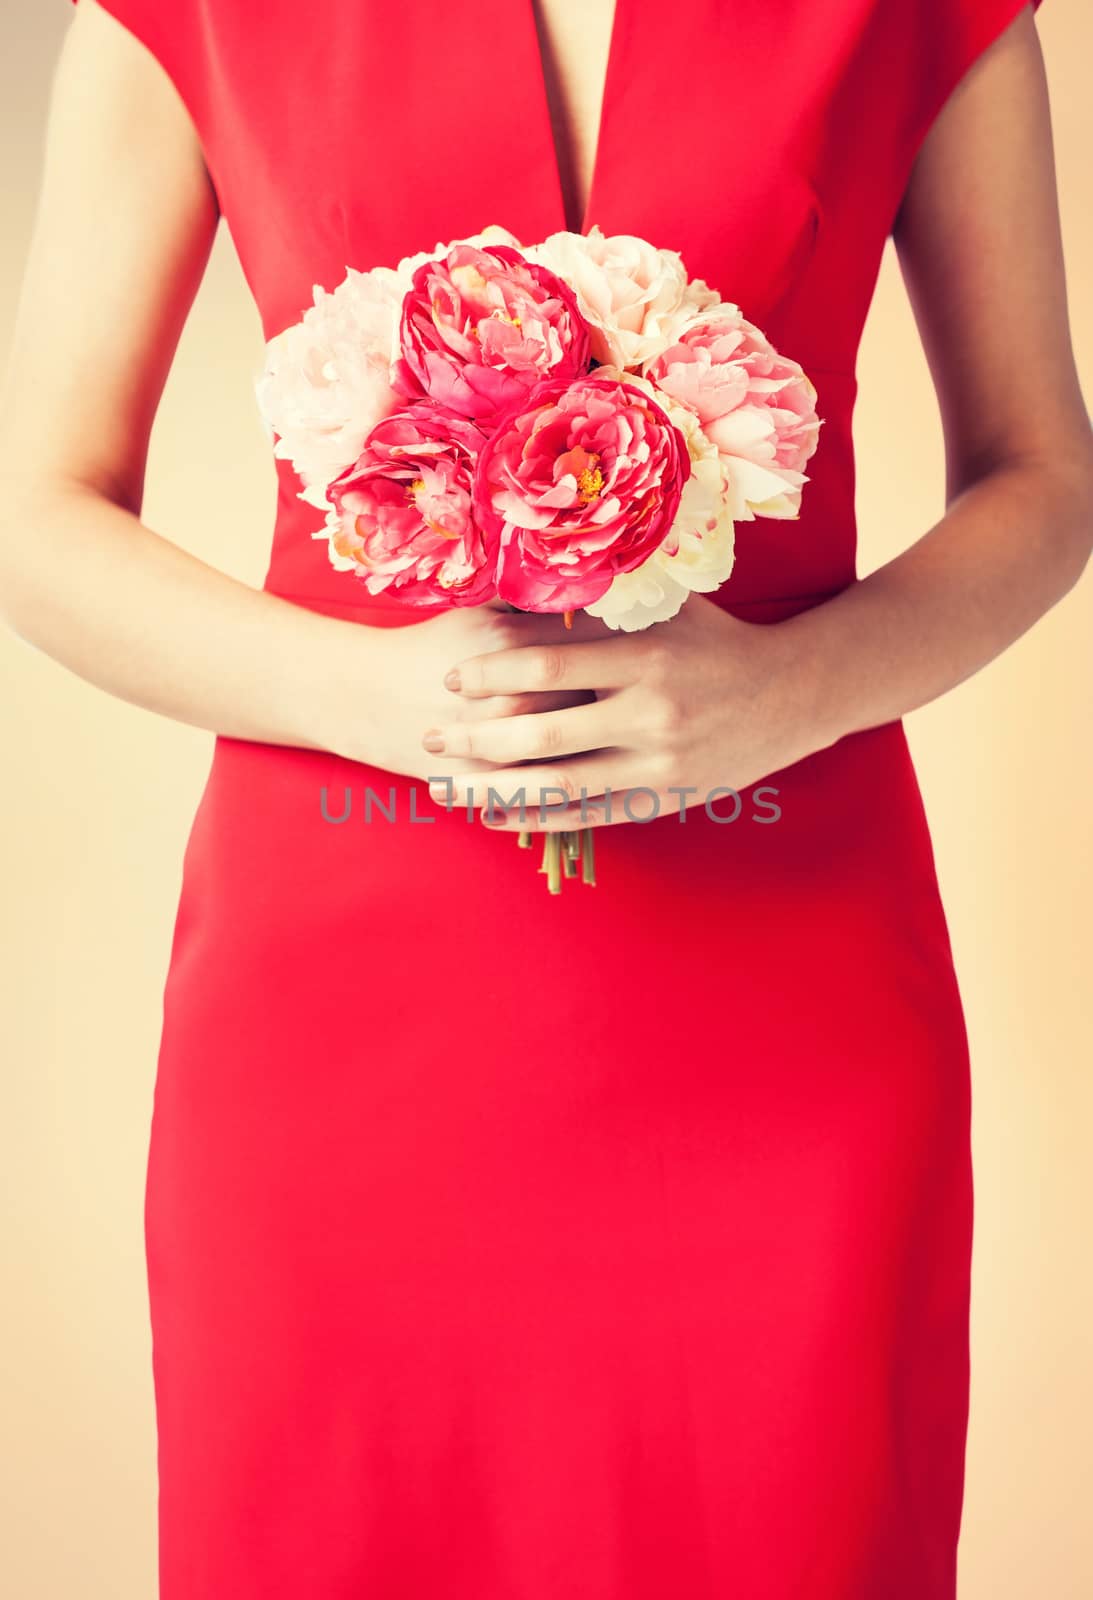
[0,0,219,506]
[62,0,214,196]
[892,3,1089,485]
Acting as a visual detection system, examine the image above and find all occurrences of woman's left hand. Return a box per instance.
[421,594,833,830]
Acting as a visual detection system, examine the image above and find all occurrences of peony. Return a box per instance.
[254,266,407,507]
[526,225,722,369]
[392,240,592,426]
[583,370,735,631]
[392,222,524,286]
[472,371,691,613]
[642,305,822,520]
[324,403,497,606]
[254,227,527,511]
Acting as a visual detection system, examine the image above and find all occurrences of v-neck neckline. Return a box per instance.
[520,0,628,237]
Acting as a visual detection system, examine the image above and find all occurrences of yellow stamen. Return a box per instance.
[576,463,605,503]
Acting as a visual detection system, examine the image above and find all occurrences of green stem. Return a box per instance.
[546,831,562,894]
[580,827,596,886]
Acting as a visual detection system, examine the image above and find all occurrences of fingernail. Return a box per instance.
[443,668,462,692]
[421,729,445,754]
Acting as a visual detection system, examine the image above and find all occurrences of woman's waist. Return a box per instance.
[188,714,927,870]
[164,720,956,995]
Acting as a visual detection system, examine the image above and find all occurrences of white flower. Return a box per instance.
[255,226,529,515]
[525,226,722,370]
[253,265,410,498]
[583,369,735,632]
[316,502,358,570]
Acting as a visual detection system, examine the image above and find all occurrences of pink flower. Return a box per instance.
[392,241,593,426]
[472,373,691,613]
[325,403,497,606]
[643,306,821,518]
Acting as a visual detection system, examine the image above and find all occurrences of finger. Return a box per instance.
[419,753,509,779]
[449,638,636,699]
[458,689,596,722]
[425,699,618,764]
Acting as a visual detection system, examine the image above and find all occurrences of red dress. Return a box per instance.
[69,1,1044,1594]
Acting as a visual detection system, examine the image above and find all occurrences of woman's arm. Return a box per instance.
[0,2,329,745]
[426,3,1093,827]
[0,3,581,781]
[781,0,1092,742]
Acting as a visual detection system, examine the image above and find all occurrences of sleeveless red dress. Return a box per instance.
[70,1,1044,1594]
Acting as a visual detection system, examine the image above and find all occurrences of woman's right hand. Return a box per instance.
[312,597,611,783]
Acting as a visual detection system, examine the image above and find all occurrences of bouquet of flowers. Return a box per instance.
[256,223,821,892]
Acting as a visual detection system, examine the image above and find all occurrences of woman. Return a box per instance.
[2,0,1089,1595]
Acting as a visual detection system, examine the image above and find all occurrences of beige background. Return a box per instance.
[2,3,1090,1595]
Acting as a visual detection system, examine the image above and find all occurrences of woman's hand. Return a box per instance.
[314,598,612,783]
[419,594,832,830]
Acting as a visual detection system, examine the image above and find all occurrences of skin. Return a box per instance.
[0,2,1090,832]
